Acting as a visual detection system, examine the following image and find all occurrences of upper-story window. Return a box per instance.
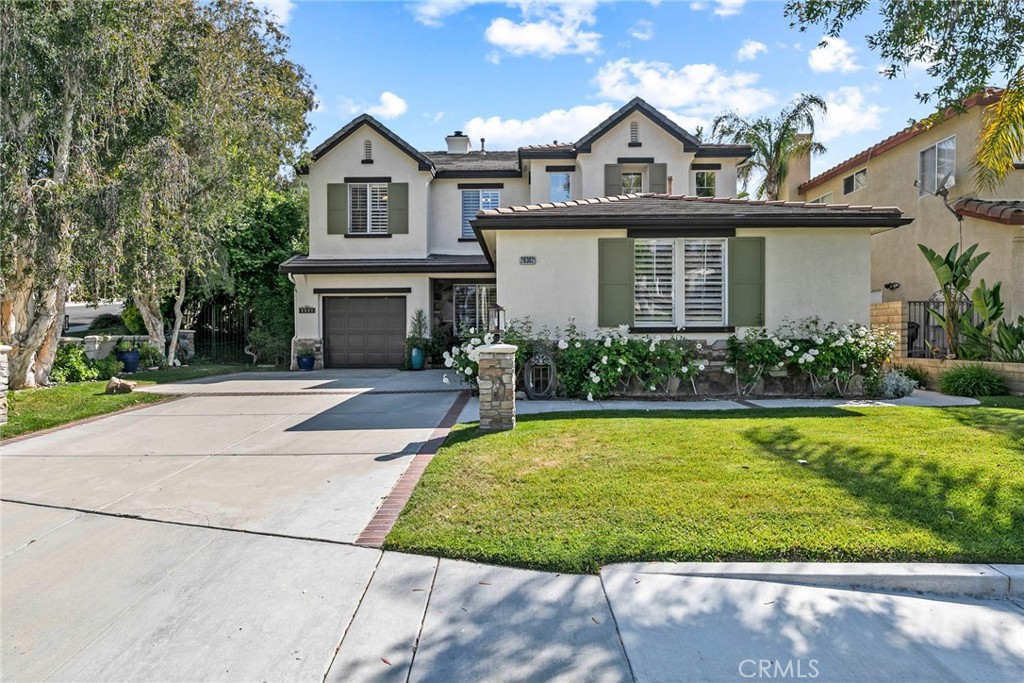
[349,183,389,234]
[810,192,833,204]
[695,171,716,197]
[461,189,500,238]
[363,139,373,162]
[919,135,956,196]
[621,172,643,193]
[843,168,867,195]
[549,172,571,202]
[629,121,640,144]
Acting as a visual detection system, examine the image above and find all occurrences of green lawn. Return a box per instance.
[2,363,262,440]
[386,397,1024,573]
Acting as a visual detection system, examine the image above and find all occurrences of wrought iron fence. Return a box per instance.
[906,300,975,357]
[182,298,251,362]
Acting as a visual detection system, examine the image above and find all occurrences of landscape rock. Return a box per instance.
[105,377,137,394]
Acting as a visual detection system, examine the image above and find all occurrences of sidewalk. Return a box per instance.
[457,389,979,423]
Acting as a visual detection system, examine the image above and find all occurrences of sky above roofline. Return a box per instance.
[255,0,966,190]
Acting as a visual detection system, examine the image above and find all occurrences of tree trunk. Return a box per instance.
[32,276,68,386]
[166,276,186,365]
[2,284,61,390]
[134,289,166,354]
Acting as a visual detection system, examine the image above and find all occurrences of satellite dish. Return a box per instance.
[936,169,955,196]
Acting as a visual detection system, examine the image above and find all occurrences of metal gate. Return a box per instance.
[183,298,251,362]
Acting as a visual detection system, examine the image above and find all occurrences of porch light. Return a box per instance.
[488,303,506,343]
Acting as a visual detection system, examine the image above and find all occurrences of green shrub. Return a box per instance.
[121,303,147,335]
[91,355,123,381]
[879,369,917,398]
[938,364,1008,397]
[246,327,289,365]
[50,344,99,383]
[137,343,166,368]
[891,364,929,388]
[87,313,129,334]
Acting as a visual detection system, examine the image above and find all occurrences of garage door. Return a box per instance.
[323,296,407,368]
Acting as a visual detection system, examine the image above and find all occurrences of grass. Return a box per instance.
[2,363,264,440]
[386,399,1024,573]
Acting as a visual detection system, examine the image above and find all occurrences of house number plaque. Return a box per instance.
[298,306,316,314]
[519,256,537,265]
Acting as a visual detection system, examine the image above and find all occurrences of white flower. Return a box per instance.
[697,364,706,371]
[575,341,582,348]
[649,343,656,352]
[442,374,450,384]
[777,362,785,368]
[696,343,702,350]
[557,339,569,350]
[649,385,656,391]
[619,357,627,365]
[861,363,867,368]
[792,346,799,352]
[483,333,494,344]
[831,367,839,374]
[587,392,594,402]
[724,366,735,374]
[601,355,608,364]
[810,348,819,356]
[469,327,476,334]
[617,324,630,336]
[470,337,481,346]
[464,366,473,376]
[785,350,794,357]
[592,376,601,384]
[681,366,689,373]
[604,337,613,348]
[444,358,454,368]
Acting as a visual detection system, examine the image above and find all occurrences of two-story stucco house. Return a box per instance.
[283,97,909,369]
[781,88,1024,351]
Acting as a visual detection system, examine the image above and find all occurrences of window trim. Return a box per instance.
[549,171,571,202]
[621,170,644,194]
[453,283,497,334]
[694,171,716,198]
[348,182,389,235]
[633,239,676,329]
[918,134,956,198]
[842,168,867,195]
[461,188,501,239]
[631,237,729,329]
[810,192,834,204]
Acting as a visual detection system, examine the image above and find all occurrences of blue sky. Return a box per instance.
[256,1,949,180]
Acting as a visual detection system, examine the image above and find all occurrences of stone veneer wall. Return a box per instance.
[290,337,324,370]
[0,345,10,425]
[477,344,517,431]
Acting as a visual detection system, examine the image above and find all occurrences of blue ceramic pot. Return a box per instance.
[296,355,315,371]
[410,347,425,371]
[116,349,140,373]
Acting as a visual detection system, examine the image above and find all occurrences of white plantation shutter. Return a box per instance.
[349,184,368,233]
[349,183,388,234]
[683,238,725,326]
[634,240,675,327]
[461,190,499,238]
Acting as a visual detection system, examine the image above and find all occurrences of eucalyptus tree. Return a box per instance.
[784,0,1024,189]
[710,94,827,200]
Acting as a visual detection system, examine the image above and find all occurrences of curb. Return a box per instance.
[0,394,180,446]
[601,562,1024,599]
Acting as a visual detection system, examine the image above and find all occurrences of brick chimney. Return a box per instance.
[782,133,812,201]
[445,131,470,154]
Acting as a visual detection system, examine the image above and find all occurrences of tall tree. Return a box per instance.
[784,0,1024,190]
[711,95,827,200]
[1,0,168,388]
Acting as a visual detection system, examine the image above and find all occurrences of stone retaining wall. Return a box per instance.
[897,357,1024,396]
[59,332,195,361]
[1,344,10,425]
[870,301,908,360]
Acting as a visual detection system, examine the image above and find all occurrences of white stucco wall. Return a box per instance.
[526,160,581,204]
[690,159,739,197]
[493,227,873,337]
[429,177,529,255]
[739,227,872,327]
[305,125,432,259]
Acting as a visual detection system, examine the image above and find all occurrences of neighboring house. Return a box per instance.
[283,97,909,369]
[781,89,1024,353]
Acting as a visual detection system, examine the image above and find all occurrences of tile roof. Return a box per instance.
[472,193,910,228]
[954,198,1024,225]
[801,88,1005,193]
[280,254,492,274]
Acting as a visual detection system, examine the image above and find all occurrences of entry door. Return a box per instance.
[323,296,407,368]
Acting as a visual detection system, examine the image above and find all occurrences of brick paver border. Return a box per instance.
[355,390,471,547]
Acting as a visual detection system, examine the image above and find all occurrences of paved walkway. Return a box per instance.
[2,370,1019,682]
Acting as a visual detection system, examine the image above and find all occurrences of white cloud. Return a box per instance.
[808,37,862,73]
[629,19,654,41]
[594,58,775,116]
[486,50,502,65]
[366,92,408,120]
[485,2,602,57]
[713,0,745,16]
[736,39,767,62]
[689,2,707,9]
[814,86,885,143]
[409,0,485,27]
[431,111,446,123]
[463,103,619,149]
[250,0,295,26]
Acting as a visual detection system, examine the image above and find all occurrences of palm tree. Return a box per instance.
[711,94,827,200]
[973,67,1024,191]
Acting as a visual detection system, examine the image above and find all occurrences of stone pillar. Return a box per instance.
[177,330,195,360]
[870,301,909,361]
[290,337,324,370]
[477,344,517,432]
[1,345,10,425]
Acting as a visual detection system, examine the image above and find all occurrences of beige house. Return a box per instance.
[284,98,909,369]
[782,89,1024,354]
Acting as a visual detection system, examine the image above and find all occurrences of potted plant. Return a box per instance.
[406,309,429,371]
[114,339,140,373]
[295,344,316,371]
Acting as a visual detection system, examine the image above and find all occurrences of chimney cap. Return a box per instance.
[450,130,466,137]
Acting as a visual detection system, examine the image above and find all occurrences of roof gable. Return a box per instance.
[575,97,701,153]
[306,114,434,172]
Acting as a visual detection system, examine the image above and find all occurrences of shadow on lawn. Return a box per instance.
[742,424,1024,560]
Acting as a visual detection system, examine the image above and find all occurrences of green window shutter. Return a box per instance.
[649,163,667,194]
[728,237,765,327]
[387,182,409,234]
[598,238,635,327]
[604,164,622,196]
[327,183,347,234]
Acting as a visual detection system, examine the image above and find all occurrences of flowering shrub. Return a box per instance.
[727,317,897,396]
[441,328,495,386]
